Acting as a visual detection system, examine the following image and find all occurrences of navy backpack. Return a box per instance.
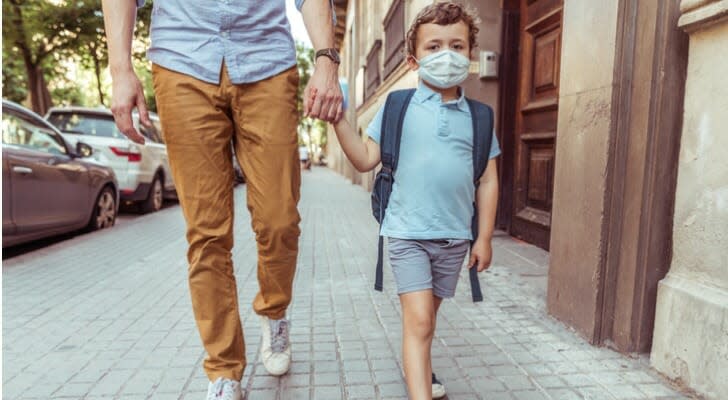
[371,88,494,302]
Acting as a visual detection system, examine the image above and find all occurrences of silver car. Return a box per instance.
[2,100,119,248]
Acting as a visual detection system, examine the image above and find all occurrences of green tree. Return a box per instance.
[2,46,28,104]
[2,0,153,113]
[4,0,95,114]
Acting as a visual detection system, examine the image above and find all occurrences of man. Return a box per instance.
[101,1,342,398]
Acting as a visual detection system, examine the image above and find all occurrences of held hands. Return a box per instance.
[304,57,343,123]
[468,237,493,272]
[110,68,152,145]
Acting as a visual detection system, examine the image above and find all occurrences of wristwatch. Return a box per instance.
[315,48,341,65]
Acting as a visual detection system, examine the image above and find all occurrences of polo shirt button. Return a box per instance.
[221,31,230,38]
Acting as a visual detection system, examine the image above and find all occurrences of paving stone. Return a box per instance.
[313,386,344,400]
[378,382,408,398]
[281,387,310,400]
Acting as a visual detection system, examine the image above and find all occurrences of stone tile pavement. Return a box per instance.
[2,168,692,399]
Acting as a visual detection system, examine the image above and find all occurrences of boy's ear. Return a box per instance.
[406,54,419,71]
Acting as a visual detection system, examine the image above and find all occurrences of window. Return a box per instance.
[383,0,406,79]
[47,112,125,139]
[2,112,67,156]
[365,40,382,102]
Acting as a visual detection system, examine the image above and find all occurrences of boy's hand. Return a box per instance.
[468,238,493,272]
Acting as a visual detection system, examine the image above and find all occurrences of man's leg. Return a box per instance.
[229,66,301,320]
[229,66,301,376]
[152,64,245,382]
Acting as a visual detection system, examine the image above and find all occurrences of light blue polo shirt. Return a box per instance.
[367,83,501,240]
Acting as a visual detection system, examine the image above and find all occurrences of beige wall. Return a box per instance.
[547,0,620,340]
[460,0,502,121]
[651,1,728,398]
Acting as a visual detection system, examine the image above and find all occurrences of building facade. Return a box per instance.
[327,1,727,398]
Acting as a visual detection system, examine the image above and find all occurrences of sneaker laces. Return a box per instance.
[208,378,224,400]
[270,319,290,353]
[208,377,237,400]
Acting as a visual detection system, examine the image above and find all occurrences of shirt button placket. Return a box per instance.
[438,106,448,136]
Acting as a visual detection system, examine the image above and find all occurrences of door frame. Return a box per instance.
[496,0,520,232]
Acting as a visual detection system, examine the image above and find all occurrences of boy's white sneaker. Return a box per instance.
[206,377,242,400]
[259,315,292,376]
[432,373,446,399]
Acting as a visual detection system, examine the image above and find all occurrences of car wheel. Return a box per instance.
[88,187,116,231]
[141,175,163,214]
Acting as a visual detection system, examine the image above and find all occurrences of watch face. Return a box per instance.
[330,49,340,63]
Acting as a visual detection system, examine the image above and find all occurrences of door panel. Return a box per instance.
[511,0,563,250]
[2,154,16,235]
[8,148,88,233]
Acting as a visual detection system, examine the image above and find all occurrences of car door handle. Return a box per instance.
[12,166,33,175]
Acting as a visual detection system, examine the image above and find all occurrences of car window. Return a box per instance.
[2,112,67,156]
[47,112,125,139]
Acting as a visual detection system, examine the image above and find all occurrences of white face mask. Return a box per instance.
[416,50,471,89]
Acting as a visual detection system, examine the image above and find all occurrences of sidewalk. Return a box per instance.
[2,168,689,399]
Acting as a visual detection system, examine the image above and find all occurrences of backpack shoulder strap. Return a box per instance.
[466,98,495,184]
[374,88,415,293]
[466,98,494,303]
[380,89,416,173]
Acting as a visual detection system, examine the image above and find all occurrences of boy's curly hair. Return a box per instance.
[406,2,480,56]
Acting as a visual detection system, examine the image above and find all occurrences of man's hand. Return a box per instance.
[304,57,343,123]
[468,238,493,272]
[110,68,151,145]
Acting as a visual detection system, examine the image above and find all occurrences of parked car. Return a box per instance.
[2,100,119,248]
[45,107,175,213]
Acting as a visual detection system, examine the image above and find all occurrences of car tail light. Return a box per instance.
[110,145,142,162]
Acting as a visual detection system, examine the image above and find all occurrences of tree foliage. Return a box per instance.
[2,0,153,114]
[295,41,328,155]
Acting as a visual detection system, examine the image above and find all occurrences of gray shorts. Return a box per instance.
[387,238,470,298]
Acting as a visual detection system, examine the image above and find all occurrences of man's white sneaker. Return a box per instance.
[206,377,242,400]
[259,315,292,376]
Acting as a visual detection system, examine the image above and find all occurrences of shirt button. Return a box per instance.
[221,31,230,38]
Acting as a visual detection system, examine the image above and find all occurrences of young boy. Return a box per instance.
[331,3,499,399]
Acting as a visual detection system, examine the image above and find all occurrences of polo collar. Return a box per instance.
[412,81,469,112]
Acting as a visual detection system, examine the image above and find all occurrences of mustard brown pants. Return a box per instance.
[152,63,301,381]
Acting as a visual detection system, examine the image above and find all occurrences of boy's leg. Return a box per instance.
[229,66,301,319]
[152,64,245,381]
[389,238,437,400]
[428,239,470,390]
[401,290,436,400]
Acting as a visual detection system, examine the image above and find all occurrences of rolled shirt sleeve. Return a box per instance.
[295,0,337,24]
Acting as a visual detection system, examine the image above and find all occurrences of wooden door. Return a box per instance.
[511,0,563,250]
